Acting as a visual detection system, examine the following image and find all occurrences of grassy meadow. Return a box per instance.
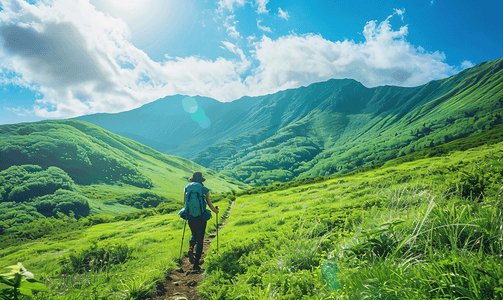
[0,195,232,299]
[199,130,503,299]
[2,123,503,299]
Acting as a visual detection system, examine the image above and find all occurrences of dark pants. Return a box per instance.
[188,216,207,261]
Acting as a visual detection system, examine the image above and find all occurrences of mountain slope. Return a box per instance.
[2,124,502,299]
[0,119,245,235]
[76,58,503,185]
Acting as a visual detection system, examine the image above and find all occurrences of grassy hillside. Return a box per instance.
[199,58,503,186]
[0,119,245,239]
[76,58,503,187]
[1,124,502,299]
[199,126,503,299]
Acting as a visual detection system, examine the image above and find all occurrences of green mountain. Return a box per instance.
[1,121,502,299]
[76,58,503,186]
[0,119,244,236]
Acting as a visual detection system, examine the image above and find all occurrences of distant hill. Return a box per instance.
[76,58,503,186]
[0,119,244,235]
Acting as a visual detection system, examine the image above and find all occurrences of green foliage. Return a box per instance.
[0,165,92,237]
[334,199,503,299]
[447,155,503,200]
[115,191,168,209]
[343,219,406,260]
[185,58,503,187]
[200,225,329,300]
[31,189,90,218]
[60,241,131,274]
[2,119,503,299]
[1,213,82,247]
[0,121,153,188]
[0,165,74,203]
[0,263,48,300]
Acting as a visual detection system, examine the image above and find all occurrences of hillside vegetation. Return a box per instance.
[0,120,244,239]
[77,58,503,187]
[198,58,503,185]
[1,122,502,299]
[199,124,503,299]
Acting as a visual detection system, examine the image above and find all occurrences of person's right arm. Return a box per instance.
[206,193,219,214]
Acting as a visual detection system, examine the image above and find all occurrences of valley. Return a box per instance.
[1,57,503,299]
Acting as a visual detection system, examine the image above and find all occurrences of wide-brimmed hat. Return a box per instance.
[189,171,206,183]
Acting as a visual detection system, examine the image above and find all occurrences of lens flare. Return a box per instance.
[182,97,210,129]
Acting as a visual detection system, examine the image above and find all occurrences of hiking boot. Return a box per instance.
[188,246,195,264]
[192,263,201,271]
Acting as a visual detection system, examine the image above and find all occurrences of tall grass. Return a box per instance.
[332,182,503,299]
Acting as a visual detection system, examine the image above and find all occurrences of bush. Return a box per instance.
[60,241,131,274]
[32,189,90,218]
[0,165,74,203]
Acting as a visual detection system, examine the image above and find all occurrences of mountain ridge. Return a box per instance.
[76,58,503,185]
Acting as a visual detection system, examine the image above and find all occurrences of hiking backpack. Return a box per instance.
[184,182,206,218]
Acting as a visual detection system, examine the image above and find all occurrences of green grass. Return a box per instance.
[2,124,503,299]
[190,58,503,187]
[0,196,231,299]
[198,137,503,299]
[0,119,247,239]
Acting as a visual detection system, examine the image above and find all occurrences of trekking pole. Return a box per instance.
[179,219,187,264]
[216,206,219,255]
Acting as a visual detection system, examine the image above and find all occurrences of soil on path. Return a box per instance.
[152,201,235,300]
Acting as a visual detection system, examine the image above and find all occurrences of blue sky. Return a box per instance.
[0,0,502,125]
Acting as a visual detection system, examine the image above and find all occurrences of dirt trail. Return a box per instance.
[152,201,235,300]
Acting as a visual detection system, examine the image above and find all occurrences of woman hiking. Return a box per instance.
[183,172,219,270]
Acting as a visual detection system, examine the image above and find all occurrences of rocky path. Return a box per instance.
[152,201,235,300]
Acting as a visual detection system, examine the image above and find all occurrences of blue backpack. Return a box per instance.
[184,182,206,218]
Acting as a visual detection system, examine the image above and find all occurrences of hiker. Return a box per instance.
[183,172,219,270]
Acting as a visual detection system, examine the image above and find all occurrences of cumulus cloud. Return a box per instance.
[244,16,456,93]
[255,0,269,14]
[221,41,252,72]
[257,20,272,32]
[460,60,474,69]
[277,7,289,20]
[0,1,463,118]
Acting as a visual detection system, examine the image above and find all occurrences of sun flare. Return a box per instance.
[107,0,152,21]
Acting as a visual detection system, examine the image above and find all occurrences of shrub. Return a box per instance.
[60,241,131,274]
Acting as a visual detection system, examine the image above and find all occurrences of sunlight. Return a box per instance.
[106,0,153,21]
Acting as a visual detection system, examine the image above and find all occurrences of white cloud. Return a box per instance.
[393,8,405,21]
[460,60,474,69]
[5,106,29,116]
[217,0,245,13]
[223,15,240,38]
[255,0,269,14]
[257,20,272,32]
[431,0,434,6]
[221,41,252,72]
[0,2,463,118]
[244,15,457,94]
[277,7,289,20]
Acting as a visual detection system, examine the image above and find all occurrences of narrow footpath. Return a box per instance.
[152,201,235,300]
